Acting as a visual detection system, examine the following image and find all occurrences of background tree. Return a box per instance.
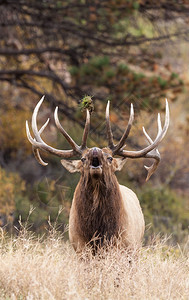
[0,0,188,242]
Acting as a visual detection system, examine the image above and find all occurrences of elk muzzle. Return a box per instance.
[89,147,103,177]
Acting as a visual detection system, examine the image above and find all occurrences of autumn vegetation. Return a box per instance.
[0,224,188,299]
[0,1,189,298]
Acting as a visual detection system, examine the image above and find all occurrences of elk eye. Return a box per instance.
[107,157,113,162]
[81,157,86,163]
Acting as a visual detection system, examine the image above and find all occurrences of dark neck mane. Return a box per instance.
[75,172,123,246]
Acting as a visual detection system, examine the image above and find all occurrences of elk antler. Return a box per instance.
[106,101,134,152]
[106,99,170,181]
[106,101,114,149]
[81,109,90,150]
[26,96,90,165]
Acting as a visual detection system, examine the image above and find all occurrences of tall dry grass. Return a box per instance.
[0,224,188,300]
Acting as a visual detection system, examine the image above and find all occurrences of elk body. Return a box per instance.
[26,97,169,252]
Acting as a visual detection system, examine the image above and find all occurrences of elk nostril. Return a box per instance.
[92,157,100,167]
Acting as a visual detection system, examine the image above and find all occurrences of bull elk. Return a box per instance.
[26,97,169,252]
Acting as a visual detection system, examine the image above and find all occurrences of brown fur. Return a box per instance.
[74,170,123,248]
[63,147,145,252]
[67,148,129,251]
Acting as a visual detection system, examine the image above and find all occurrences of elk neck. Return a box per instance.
[74,170,123,245]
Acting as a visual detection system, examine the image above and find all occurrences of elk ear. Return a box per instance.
[114,158,127,171]
[61,159,81,173]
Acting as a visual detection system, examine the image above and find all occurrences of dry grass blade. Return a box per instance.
[0,228,188,300]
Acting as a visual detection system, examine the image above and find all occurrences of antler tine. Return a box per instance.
[113,103,134,154]
[142,126,160,181]
[117,99,169,158]
[143,112,162,145]
[26,120,75,159]
[158,99,169,142]
[106,101,115,149]
[142,108,166,181]
[115,99,169,180]
[157,113,162,136]
[26,96,80,163]
[39,118,50,135]
[32,118,50,166]
[144,154,160,181]
[81,109,90,150]
[32,147,48,166]
[142,126,153,145]
[54,107,81,154]
[31,95,45,143]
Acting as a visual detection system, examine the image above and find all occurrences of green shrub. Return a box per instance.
[157,76,168,89]
[90,56,110,69]
[139,186,189,244]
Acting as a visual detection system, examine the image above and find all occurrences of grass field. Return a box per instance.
[0,226,188,300]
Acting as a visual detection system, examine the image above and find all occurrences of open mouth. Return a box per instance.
[91,157,101,168]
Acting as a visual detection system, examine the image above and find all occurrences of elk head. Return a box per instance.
[26,96,169,181]
[61,146,126,178]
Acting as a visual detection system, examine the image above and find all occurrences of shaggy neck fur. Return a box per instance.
[75,170,123,248]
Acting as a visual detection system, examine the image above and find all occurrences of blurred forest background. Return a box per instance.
[0,0,188,245]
